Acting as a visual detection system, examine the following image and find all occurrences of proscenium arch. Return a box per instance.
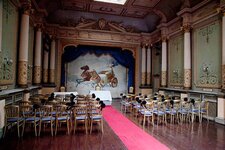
[61,45,135,91]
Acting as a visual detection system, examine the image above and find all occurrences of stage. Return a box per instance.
[89,90,112,105]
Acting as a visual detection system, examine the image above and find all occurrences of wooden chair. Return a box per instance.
[89,104,103,134]
[39,105,55,136]
[139,102,154,126]
[55,104,71,135]
[73,105,88,134]
[21,105,40,136]
[3,105,24,138]
[200,100,209,123]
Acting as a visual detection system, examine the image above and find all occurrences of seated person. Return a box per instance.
[99,100,106,111]
[48,93,55,101]
[190,98,195,106]
[170,100,174,108]
[66,94,76,110]
[183,97,188,102]
[92,93,96,99]
[141,100,147,108]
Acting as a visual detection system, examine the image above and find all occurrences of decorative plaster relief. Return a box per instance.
[147,72,151,85]
[18,61,27,85]
[43,69,48,83]
[141,72,146,85]
[33,66,41,84]
[161,71,167,87]
[184,69,191,88]
[222,65,225,89]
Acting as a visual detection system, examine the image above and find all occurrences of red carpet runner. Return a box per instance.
[103,106,169,150]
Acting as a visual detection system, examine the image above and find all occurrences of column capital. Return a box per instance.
[35,23,44,31]
[182,24,192,33]
[161,36,167,42]
[50,35,57,41]
[20,0,32,15]
[217,6,225,16]
[141,43,149,49]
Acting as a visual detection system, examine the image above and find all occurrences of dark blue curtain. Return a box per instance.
[61,45,135,89]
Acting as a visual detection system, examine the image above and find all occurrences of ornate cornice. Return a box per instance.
[60,17,140,33]
[45,24,145,45]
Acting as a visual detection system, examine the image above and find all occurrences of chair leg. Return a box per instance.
[51,122,53,136]
[73,120,77,134]
[3,124,7,138]
[101,119,104,133]
[67,120,70,135]
[55,121,58,136]
[38,122,41,136]
[143,116,146,126]
[22,121,25,137]
[90,120,93,134]
[85,120,88,134]
[34,122,37,137]
[17,122,20,138]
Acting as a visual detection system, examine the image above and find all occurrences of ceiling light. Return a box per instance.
[94,0,127,5]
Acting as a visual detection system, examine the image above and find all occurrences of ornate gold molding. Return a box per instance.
[217,6,225,16]
[141,72,146,85]
[184,69,191,88]
[43,69,48,83]
[182,24,191,33]
[33,66,41,84]
[161,71,167,87]
[222,65,225,89]
[21,0,32,15]
[62,17,140,33]
[147,72,151,85]
[18,61,28,86]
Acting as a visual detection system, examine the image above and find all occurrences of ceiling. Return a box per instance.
[33,0,203,33]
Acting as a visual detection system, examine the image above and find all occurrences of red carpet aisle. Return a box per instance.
[103,106,169,150]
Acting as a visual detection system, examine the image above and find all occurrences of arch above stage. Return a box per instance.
[61,45,135,92]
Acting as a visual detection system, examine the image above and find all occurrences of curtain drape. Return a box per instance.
[61,45,135,90]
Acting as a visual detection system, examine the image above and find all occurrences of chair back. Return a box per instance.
[74,105,87,117]
[41,105,53,117]
[5,105,20,118]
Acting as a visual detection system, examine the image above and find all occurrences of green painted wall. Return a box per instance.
[0,0,18,88]
[193,21,221,89]
[168,34,184,86]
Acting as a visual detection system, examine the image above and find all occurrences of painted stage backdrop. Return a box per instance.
[66,53,127,97]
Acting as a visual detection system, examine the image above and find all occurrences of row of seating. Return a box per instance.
[120,94,209,126]
[3,94,103,138]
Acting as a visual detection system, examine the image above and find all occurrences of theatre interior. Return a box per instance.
[0,0,225,149]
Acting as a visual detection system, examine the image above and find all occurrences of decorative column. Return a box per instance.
[141,44,147,86]
[161,37,167,87]
[18,2,31,87]
[33,24,42,85]
[43,50,49,83]
[147,45,151,85]
[0,0,2,52]
[183,24,192,89]
[222,11,225,91]
[49,37,56,84]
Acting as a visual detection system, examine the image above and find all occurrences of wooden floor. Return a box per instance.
[1,99,225,150]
